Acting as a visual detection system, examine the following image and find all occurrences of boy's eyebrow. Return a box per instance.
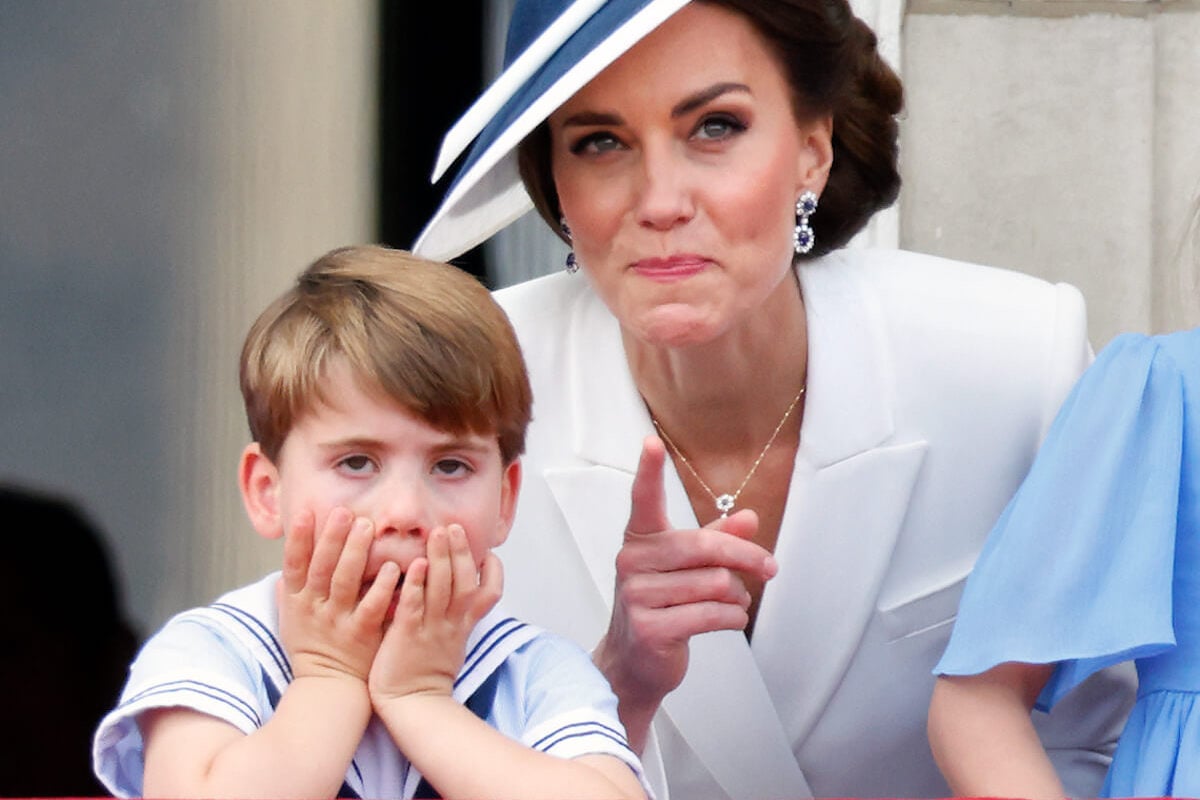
[317,435,494,453]
[431,437,494,455]
[558,82,752,128]
[317,436,385,451]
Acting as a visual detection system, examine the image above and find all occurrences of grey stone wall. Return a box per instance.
[903,0,1200,345]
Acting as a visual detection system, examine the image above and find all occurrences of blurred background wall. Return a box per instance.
[2,0,380,640]
[1,0,1197,663]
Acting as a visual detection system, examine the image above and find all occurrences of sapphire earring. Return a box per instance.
[794,191,818,255]
[560,219,579,274]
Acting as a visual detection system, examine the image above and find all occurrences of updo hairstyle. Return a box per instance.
[517,0,904,259]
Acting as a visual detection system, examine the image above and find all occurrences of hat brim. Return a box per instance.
[413,0,691,262]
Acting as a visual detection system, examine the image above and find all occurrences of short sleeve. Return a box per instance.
[513,634,654,798]
[92,616,269,798]
[935,332,1183,710]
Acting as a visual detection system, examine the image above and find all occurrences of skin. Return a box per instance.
[138,360,645,800]
[928,664,1065,800]
[546,3,832,751]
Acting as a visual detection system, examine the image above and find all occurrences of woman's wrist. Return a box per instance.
[593,635,665,754]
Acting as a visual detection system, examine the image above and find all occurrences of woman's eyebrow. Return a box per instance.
[672,82,751,117]
[558,82,752,128]
[558,110,624,128]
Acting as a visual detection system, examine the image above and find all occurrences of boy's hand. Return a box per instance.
[368,524,501,703]
[279,507,401,683]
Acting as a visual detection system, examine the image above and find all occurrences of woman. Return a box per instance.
[414,1,1134,797]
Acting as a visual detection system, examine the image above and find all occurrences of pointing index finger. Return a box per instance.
[626,435,670,538]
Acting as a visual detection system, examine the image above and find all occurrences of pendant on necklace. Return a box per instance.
[715,494,735,517]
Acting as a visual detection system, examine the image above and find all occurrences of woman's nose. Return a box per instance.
[634,144,694,230]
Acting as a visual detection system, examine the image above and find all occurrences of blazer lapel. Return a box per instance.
[544,286,815,799]
[546,287,648,604]
[750,255,928,750]
[546,476,818,800]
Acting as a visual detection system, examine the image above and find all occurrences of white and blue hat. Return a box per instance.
[413,0,692,261]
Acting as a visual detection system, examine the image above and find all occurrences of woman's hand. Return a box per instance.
[593,437,779,752]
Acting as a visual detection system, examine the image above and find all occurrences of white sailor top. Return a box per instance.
[92,573,649,799]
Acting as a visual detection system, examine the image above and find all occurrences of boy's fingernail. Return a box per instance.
[353,517,373,536]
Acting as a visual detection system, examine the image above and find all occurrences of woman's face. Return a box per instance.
[548,2,832,349]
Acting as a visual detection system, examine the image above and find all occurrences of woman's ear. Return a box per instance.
[797,114,834,194]
[239,443,284,541]
[493,459,523,548]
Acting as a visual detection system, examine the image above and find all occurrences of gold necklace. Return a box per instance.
[651,387,805,519]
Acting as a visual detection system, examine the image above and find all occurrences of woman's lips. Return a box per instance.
[632,255,709,281]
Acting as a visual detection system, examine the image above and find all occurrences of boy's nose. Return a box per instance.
[371,480,431,540]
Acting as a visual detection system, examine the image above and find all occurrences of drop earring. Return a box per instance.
[561,219,579,274]
[794,191,818,255]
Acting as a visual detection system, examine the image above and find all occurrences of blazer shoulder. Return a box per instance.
[822,249,1090,430]
[492,271,608,384]
[832,248,1086,343]
[493,271,585,328]
[840,248,1080,302]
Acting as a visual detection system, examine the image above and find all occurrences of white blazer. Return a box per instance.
[493,248,1135,800]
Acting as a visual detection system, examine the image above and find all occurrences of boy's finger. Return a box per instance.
[446,524,478,601]
[358,560,401,623]
[328,517,374,605]
[397,558,428,621]
[281,509,316,592]
[423,527,452,616]
[308,507,355,591]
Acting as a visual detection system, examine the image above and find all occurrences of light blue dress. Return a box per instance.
[935,328,1200,797]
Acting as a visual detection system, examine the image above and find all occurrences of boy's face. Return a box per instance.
[240,360,521,587]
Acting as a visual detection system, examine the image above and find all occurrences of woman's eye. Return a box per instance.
[337,455,375,474]
[695,114,745,141]
[571,131,623,155]
[433,458,472,477]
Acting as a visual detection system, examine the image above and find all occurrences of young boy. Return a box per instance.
[92,246,650,800]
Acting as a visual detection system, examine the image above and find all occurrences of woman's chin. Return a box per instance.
[629,306,720,349]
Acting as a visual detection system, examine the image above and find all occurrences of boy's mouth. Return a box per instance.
[359,566,405,599]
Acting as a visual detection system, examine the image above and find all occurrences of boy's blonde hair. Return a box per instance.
[240,245,532,464]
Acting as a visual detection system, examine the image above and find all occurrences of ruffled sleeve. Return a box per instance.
[934,332,1184,711]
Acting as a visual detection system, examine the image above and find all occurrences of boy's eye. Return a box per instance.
[694,114,746,141]
[433,458,472,477]
[337,454,376,474]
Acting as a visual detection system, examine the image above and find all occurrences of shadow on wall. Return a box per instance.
[0,484,141,797]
